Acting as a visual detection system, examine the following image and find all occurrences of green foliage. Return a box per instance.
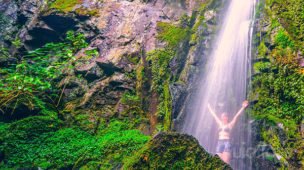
[255,0,304,124]
[270,19,280,30]
[267,0,304,42]
[255,2,264,18]
[179,13,190,28]
[4,116,62,140]
[253,0,304,128]
[154,82,171,132]
[156,22,188,48]
[257,40,267,58]
[252,56,304,127]
[121,91,140,107]
[1,117,150,169]
[252,0,304,166]
[146,48,173,130]
[0,45,9,61]
[146,49,174,93]
[147,22,188,131]
[274,29,294,49]
[0,31,92,116]
[0,122,9,142]
[253,61,271,73]
[49,0,82,12]
[163,83,172,131]
[49,0,100,16]
[75,8,100,17]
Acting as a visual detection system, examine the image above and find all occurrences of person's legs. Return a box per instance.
[222,140,232,164]
[222,152,231,164]
[216,140,225,159]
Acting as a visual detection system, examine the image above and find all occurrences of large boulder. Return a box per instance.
[124,132,232,169]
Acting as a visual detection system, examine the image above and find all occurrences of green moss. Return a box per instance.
[156,22,188,48]
[274,28,295,49]
[270,19,280,30]
[49,0,100,16]
[267,0,304,42]
[261,129,290,168]
[1,118,150,169]
[147,48,174,93]
[5,116,62,140]
[163,82,172,132]
[125,54,139,65]
[253,61,271,73]
[136,60,145,94]
[257,40,267,58]
[75,8,100,17]
[49,0,82,12]
[252,0,304,168]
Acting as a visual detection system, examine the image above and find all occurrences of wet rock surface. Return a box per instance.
[172,0,226,131]
[250,119,282,170]
[124,132,232,169]
[1,0,214,117]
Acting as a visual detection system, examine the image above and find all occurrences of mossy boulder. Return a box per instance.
[124,132,232,169]
[3,116,62,141]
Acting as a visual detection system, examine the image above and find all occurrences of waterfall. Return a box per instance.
[181,0,255,169]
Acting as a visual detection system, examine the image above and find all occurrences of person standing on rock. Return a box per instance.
[207,100,249,164]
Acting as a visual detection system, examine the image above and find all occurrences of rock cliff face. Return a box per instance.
[1,0,232,168]
[1,0,225,134]
[3,0,302,169]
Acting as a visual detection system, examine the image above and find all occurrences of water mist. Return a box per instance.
[181,0,255,169]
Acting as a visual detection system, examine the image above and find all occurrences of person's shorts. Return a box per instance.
[216,139,231,153]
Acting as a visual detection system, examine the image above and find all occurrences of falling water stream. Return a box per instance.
[181,0,255,169]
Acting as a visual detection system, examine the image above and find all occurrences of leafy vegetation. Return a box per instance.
[0,117,150,169]
[147,48,174,94]
[146,21,189,131]
[274,29,294,49]
[251,0,304,167]
[156,22,188,48]
[49,0,82,12]
[267,0,304,42]
[0,31,95,116]
[49,0,100,16]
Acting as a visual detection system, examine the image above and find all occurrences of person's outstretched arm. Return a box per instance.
[230,100,249,129]
[207,103,222,126]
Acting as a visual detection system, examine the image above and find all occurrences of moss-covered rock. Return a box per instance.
[4,116,62,141]
[124,132,232,169]
[251,0,304,168]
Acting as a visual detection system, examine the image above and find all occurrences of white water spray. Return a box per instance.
[182,0,255,169]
